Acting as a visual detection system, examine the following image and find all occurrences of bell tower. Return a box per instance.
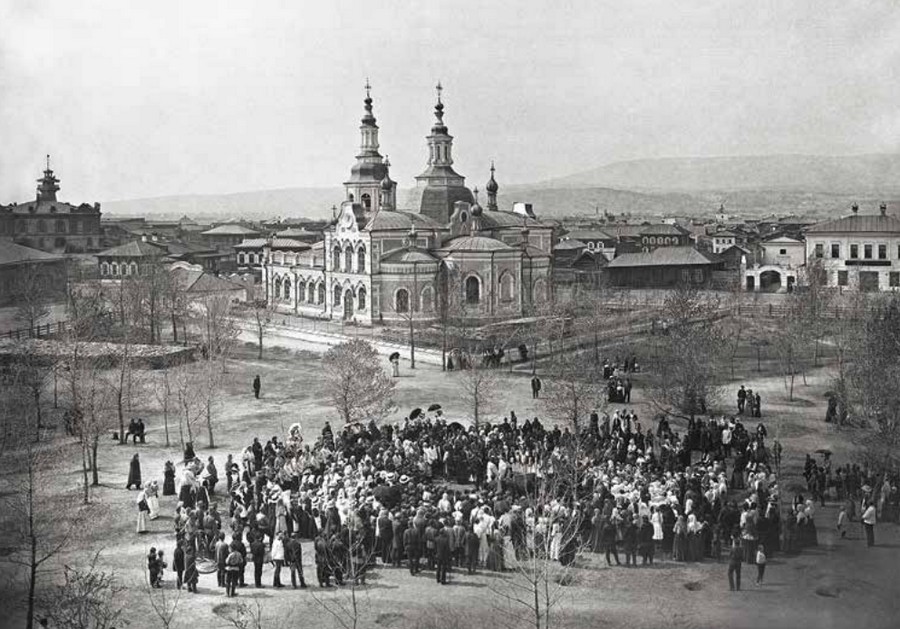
[344,80,389,214]
[36,154,60,203]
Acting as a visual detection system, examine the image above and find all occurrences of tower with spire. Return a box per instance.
[486,161,499,211]
[37,154,60,203]
[411,82,474,223]
[344,80,392,214]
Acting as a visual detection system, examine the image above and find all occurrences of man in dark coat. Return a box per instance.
[727,537,743,591]
[464,525,480,574]
[249,532,266,588]
[531,375,542,399]
[314,534,331,587]
[253,375,261,399]
[286,532,307,588]
[377,510,393,565]
[173,537,185,589]
[434,524,452,584]
[215,533,228,588]
[403,521,422,575]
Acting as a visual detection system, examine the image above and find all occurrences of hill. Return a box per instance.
[546,153,900,194]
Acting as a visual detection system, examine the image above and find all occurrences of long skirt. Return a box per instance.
[148,496,160,520]
[137,511,149,533]
[673,533,687,561]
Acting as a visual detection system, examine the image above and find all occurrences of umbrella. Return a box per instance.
[389,352,400,361]
[428,404,442,411]
[448,421,464,432]
[814,448,832,456]
[409,408,423,420]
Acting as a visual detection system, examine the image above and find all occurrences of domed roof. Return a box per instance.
[381,247,438,263]
[381,175,393,191]
[441,235,513,252]
[471,202,483,216]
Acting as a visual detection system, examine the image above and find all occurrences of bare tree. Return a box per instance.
[646,283,726,419]
[310,518,376,629]
[41,552,125,629]
[218,598,295,629]
[458,352,500,427]
[145,575,182,629]
[0,433,82,629]
[192,293,239,447]
[323,339,396,424]
[540,351,607,433]
[12,263,56,333]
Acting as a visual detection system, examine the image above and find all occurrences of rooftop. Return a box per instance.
[441,235,513,252]
[607,246,720,268]
[0,241,65,267]
[805,213,900,234]
[201,224,261,236]
[97,240,166,258]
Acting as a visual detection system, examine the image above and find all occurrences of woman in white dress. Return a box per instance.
[146,480,160,520]
[650,505,664,549]
[136,487,150,533]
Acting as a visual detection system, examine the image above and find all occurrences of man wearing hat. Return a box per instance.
[434,522,452,584]
[403,518,422,575]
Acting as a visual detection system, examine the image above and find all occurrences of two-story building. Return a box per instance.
[804,204,900,291]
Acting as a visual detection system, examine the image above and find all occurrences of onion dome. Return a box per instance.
[486,162,499,194]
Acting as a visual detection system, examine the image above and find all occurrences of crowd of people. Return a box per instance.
[129,386,836,596]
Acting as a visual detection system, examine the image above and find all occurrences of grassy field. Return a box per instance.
[1,333,898,629]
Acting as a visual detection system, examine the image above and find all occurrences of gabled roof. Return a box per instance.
[201,224,260,236]
[607,247,720,268]
[477,210,544,229]
[380,247,438,263]
[270,238,311,250]
[364,211,442,231]
[805,213,900,234]
[97,240,166,258]
[0,241,65,266]
[234,238,268,249]
[555,239,587,250]
[762,235,803,244]
[171,268,243,294]
[563,229,612,241]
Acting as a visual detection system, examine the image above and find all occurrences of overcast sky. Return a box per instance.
[1,0,898,202]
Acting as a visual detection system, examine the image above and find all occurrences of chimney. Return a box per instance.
[851,203,859,215]
[880,202,887,216]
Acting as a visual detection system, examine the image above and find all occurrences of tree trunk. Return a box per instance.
[206,398,215,448]
[172,312,178,343]
[82,442,90,504]
[91,437,100,486]
[26,534,36,629]
[33,389,42,441]
[257,315,264,359]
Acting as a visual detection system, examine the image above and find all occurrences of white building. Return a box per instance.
[804,204,900,291]
[759,235,805,268]
[711,230,737,254]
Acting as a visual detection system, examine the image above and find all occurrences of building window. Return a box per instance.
[357,287,367,311]
[879,244,887,260]
[332,247,341,271]
[297,280,306,303]
[37,219,46,233]
[891,272,900,287]
[111,263,119,276]
[274,278,282,299]
[395,288,409,313]
[344,247,353,273]
[283,281,291,301]
[361,193,372,210]
[779,249,787,255]
[499,273,515,301]
[831,243,840,258]
[357,246,366,273]
[238,253,245,265]
[55,220,66,233]
[100,262,109,276]
[333,285,342,306]
[850,244,858,259]
[317,283,325,304]
[814,243,824,258]
[464,276,481,305]
[421,286,433,312]
[837,271,848,286]
[864,244,873,259]
[307,283,315,303]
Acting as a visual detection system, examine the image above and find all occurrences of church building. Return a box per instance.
[263,84,553,325]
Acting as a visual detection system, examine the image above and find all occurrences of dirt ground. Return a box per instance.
[2,330,898,629]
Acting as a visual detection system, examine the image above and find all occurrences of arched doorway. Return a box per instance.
[343,290,354,319]
[464,276,480,305]
[759,270,782,292]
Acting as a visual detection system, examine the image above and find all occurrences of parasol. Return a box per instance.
[389,352,400,361]
[814,448,832,455]
[428,404,442,411]
[409,408,423,420]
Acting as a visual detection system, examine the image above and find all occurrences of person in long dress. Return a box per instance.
[147,480,161,520]
[163,461,176,496]
[136,487,150,534]
[126,453,142,490]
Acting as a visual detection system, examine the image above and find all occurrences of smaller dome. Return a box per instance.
[381,175,393,191]
[486,176,498,194]
[471,202,483,216]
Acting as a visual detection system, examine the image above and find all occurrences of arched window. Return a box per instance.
[274,278,282,299]
[56,220,66,233]
[307,282,315,303]
[332,246,341,271]
[465,276,481,304]
[238,252,246,265]
[297,280,306,303]
[317,283,325,305]
[37,219,46,233]
[130,263,138,276]
[333,284,342,306]
[420,286,434,312]
[500,273,515,301]
[283,280,291,301]
[395,288,409,313]
[357,246,366,273]
[111,262,119,276]
[357,286,367,311]
[344,246,353,273]
[100,262,109,276]
[361,193,372,210]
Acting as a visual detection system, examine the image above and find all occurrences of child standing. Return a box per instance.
[837,505,848,538]
[755,544,767,585]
